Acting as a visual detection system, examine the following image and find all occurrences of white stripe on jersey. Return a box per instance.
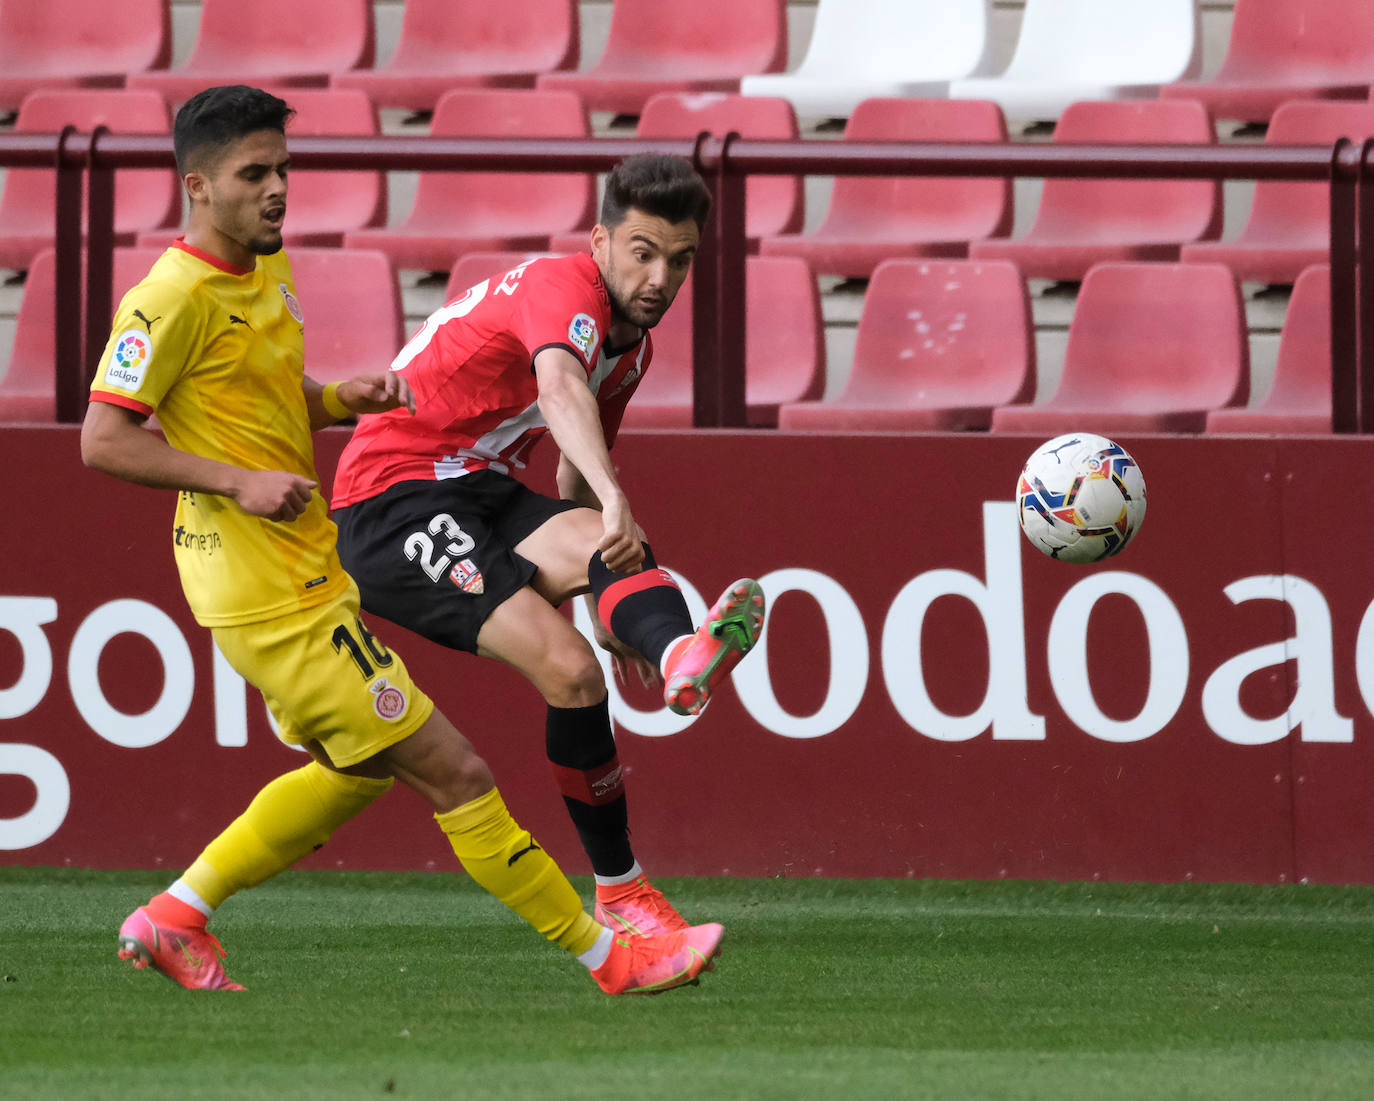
[431,339,646,480]
[392,279,491,373]
[433,399,544,479]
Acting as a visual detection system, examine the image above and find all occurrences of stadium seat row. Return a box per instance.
[0,248,1333,435]
[1,89,1368,286]
[3,0,1374,124]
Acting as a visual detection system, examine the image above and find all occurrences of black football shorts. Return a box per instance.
[334,471,578,653]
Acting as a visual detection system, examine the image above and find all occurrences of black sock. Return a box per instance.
[545,697,633,877]
[587,543,693,668]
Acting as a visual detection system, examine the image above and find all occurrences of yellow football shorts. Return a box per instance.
[211,577,435,768]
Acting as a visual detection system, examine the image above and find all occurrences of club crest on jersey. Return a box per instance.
[107,328,153,390]
[568,312,599,359]
[278,283,304,322]
[608,363,643,396]
[449,558,485,594]
[370,677,408,721]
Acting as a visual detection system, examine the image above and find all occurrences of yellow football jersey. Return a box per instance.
[90,240,348,626]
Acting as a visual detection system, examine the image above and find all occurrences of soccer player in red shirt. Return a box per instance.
[330,154,766,936]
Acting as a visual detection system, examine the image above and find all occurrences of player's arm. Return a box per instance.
[81,401,317,522]
[534,347,644,573]
[556,453,600,508]
[301,372,416,432]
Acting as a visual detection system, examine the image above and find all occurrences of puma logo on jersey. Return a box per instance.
[132,309,161,334]
[228,314,252,329]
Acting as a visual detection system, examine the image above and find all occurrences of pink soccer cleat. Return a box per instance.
[590,922,725,995]
[663,578,766,716]
[117,906,245,991]
[594,875,690,937]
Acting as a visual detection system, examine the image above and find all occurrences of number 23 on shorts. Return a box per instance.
[404,512,476,584]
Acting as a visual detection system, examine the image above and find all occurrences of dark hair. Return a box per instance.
[173,85,294,176]
[599,153,712,231]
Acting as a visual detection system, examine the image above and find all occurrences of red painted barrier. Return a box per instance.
[4,426,1373,884]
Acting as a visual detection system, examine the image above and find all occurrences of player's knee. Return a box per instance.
[435,749,495,808]
[541,645,606,707]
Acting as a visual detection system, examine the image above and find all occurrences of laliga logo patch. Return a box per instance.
[278,283,304,323]
[370,677,408,721]
[568,312,598,359]
[107,329,153,390]
[449,558,485,595]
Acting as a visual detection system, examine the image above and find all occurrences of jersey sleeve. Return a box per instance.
[90,278,203,417]
[507,262,606,376]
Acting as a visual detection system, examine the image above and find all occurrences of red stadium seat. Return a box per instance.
[1,249,64,421]
[757,98,1013,279]
[969,99,1221,282]
[331,0,578,111]
[619,255,825,428]
[0,90,178,273]
[1,247,164,421]
[1180,101,1374,285]
[778,259,1033,431]
[1159,0,1374,123]
[344,89,594,274]
[442,252,823,427]
[536,0,787,117]
[287,249,405,384]
[126,0,373,104]
[991,262,1248,434]
[1207,265,1332,434]
[0,0,171,111]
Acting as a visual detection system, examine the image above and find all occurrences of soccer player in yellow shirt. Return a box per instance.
[81,84,722,995]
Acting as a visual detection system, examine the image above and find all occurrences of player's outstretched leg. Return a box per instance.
[591,923,725,995]
[434,784,722,994]
[117,904,245,991]
[595,872,690,936]
[663,579,766,717]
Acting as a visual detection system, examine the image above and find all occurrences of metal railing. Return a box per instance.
[1,130,1366,429]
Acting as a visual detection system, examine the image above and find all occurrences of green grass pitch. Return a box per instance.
[2,868,1373,1100]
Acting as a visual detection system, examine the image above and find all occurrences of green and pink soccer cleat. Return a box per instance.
[663,578,766,717]
[594,875,690,937]
[591,922,724,995]
[117,906,245,991]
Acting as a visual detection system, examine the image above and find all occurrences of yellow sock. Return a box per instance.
[182,763,393,909]
[435,786,600,957]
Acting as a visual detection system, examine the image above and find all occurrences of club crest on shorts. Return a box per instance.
[369,677,408,721]
[278,282,304,322]
[568,312,598,360]
[449,557,485,594]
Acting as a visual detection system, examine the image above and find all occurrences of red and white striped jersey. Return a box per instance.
[332,253,652,509]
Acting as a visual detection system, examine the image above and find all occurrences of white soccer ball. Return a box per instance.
[1016,433,1146,563]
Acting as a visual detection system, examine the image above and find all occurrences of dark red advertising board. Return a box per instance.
[3,426,1372,883]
